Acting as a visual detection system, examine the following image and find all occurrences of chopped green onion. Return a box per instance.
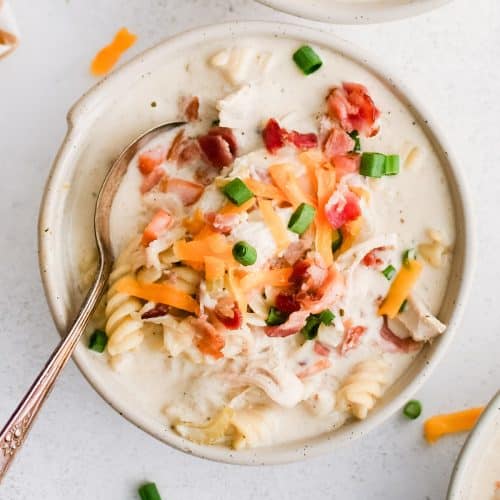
[222,178,253,206]
[265,307,288,326]
[360,152,386,178]
[232,241,257,266]
[382,265,396,281]
[138,482,162,500]
[403,400,422,420]
[288,203,316,234]
[399,299,408,313]
[301,310,335,340]
[211,118,220,126]
[331,229,343,253]
[402,248,417,267]
[384,154,400,175]
[348,130,361,153]
[293,45,323,75]
[88,329,108,353]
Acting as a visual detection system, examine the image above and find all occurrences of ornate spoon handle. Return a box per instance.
[0,265,108,481]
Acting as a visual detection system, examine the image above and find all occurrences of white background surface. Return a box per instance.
[0,0,499,499]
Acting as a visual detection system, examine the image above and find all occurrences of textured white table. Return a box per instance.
[0,1,499,498]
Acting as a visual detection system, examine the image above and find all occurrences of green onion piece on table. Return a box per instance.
[138,482,162,500]
[402,248,417,267]
[265,307,288,326]
[288,203,316,234]
[403,400,422,420]
[232,241,257,266]
[382,265,396,281]
[384,154,400,175]
[360,152,386,178]
[348,130,361,153]
[331,228,343,253]
[293,45,323,75]
[88,329,108,353]
[222,178,253,206]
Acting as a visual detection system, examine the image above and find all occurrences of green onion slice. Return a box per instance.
[360,152,386,178]
[403,400,422,420]
[398,299,408,313]
[138,482,162,500]
[348,130,361,153]
[293,45,323,75]
[384,154,400,175]
[318,309,335,325]
[222,178,254,206]
[382,264,396,281]
[232,241,257,266]
[301,309,335,340]
[88,329,108,353]
[331,228,343,253]
[265,307,288,326]
[288,203,316,234]
[402,248,417,267]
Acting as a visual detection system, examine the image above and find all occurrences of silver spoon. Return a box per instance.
[0,120,185,481]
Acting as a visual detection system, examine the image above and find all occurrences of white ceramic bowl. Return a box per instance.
[38,21,473,465]
[447,392,500,499]
[257,0,452,24]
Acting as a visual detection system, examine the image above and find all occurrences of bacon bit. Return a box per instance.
[141,303,169,319]
[323,126,354,158]
[162,178,204,206]
[362,247,386,268]
[290,259,311,285]
[198,127,238,168]
[299,266,344,314]
[263,118,318,154]
[205,212,240,235]
[331,154,361,178]
[90,27,137,76]
[282,240,308,266]
[189,317,225,359]
[380,318,421,353]
[214,297,243,330]
[142,209,173,246]
[314,341,331,356]
[265,310,309,338]
[182,96,200,122]
[325,191,361,229]
[178,140,202,165]
[166,130,186,162]
[297,358,331,379]
[194,165,218,186]
[326,82,380,137]
[208,127,238,156]
[338,324,367,355]
[275,292,301,313]
[140,167,165,194]
[138,146,167,175]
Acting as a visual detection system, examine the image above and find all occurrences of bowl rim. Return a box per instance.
[38,20,475,465]
[447,391,500,499]
[256,0,453,24]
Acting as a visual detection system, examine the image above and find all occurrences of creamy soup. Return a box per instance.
[82,36,455,449]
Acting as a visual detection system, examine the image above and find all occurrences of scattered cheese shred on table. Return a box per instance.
[90,27,137,76]
[423,407,484,444]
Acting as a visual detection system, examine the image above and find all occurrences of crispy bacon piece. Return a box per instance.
[290,259,312,285]
[325,191,361,229]
[141,303,169,319]
[138,146,167,175]
[362,247,386,268]
[275,292,301,313]
[314,340,331,356]
[198,127,237,169]
[208,127,238,156]
[265,310,309,338]
[189,317,225,359]
[338,324,367,355]
[178,140,202,165]
[282,240,309,266]
[262,118,318,154]
[166,130,186,162]
[288,130,318,150]
[326,82,380,137]
[331,154,361,178]
[140,167,165,194]
[380,319,422,353]
[298,266,344,314]
[205,212,240,235]
[297,358,331,379]
[162,178,204,206]
[141,209,173,246]
[183,96,199,122]
[214,297,243,330]
[323,126,354,158]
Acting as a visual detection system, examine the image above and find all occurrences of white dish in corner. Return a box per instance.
[448,392,500,500]
[38,21,473,465]
[256,0,452,24]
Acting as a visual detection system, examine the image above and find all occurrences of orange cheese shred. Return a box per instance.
[258,198,290,251]
[268,163,315,208]
[314,167,336,266]
[227,266,247,314]
[243,178,288,203]
[115,276,199,315]
[378,259,423,318]
[219,197,255,215]
[183,208,205,236]
[91,27,137,76]
[424,407,484,444]
[174,234,234,263]
[239,267,292,292]
[204,256,225,283]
